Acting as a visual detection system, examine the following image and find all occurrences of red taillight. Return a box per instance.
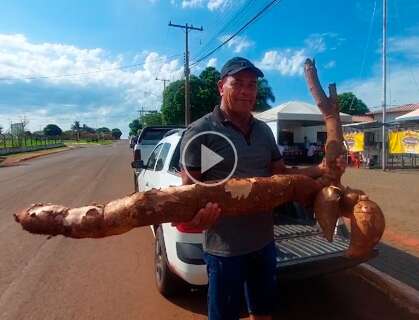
[175,223,204,233]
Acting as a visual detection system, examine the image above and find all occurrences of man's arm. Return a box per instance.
[271,157,346,179]
[271,159,323,178]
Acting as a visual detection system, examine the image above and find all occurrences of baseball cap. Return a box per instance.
[220,57,264,79]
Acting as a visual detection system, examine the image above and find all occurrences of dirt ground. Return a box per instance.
[342,168,419,257]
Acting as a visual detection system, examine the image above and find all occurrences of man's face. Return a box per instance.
[218,70,258,113]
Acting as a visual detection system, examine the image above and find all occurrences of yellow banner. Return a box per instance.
[389,130,419,154]
[344,132,364,152]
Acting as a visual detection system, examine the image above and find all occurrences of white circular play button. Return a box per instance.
[181,131,238,187]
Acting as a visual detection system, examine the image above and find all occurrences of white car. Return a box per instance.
[133,129,376,297]
[132,126,184,191]
[135,130,208,296]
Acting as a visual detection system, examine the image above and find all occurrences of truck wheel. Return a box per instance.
[154,226,184,297]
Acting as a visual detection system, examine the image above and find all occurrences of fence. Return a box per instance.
[0,134,63,156]
[387,127,419,169]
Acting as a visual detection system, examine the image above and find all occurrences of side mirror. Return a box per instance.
[131,160,146,169]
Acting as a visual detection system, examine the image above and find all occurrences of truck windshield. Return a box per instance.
[141,129,171,145]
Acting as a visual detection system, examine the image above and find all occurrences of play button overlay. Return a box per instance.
[201,145,224,174]
[182,131,238,187]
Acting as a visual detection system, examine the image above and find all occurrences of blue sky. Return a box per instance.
[1,0,418,136]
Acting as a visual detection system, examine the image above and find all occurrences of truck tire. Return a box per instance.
[154,226,184,297]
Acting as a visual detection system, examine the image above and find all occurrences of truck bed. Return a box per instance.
[274,224,349,266]
[274,223,375,280]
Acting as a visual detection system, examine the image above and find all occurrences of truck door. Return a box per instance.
[138,143,163,191]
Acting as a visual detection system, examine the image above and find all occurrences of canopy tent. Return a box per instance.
[342,120,381,130]
[395,108,419,121]
[255,101,352,124]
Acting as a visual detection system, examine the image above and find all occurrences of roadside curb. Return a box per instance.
[0,146,74,167]
[352,263,419,315]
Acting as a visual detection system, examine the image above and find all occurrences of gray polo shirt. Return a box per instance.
[180,106,282,257]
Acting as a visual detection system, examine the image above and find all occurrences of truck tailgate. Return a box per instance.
[274,224,350,267]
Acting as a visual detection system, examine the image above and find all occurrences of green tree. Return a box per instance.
[111,128,122,140]
[96,127,111,134]
[71,121,81,131]
[161,80,187,125]
[161,67,275,124]
[337,92,369,115]
[43,124,62,136]
[71,121,81,141]
[254,78,275,112]
[142,112,163,126]
[129,119,142,136]
[82,124,96,133]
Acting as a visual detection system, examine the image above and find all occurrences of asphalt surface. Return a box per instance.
[0,141,416,320]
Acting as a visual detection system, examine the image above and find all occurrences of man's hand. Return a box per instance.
[182,202,221,230]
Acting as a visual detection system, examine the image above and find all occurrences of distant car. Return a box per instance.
[132,126,184,191]
[133,130,378,297]
[129,136,137,149]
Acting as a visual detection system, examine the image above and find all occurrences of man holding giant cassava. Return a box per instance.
[179,57,346,320]
[14,57,384,320]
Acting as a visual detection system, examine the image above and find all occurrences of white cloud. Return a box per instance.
[341,65,419,108]
[304,34,327,53]
[0,34,183,136]
[181,0,205,9]
[207,58,217,68]
[219,35,253,53]
[389,36,419,59]
[207,0,231,11]
[340,34,419,108]
[257,49,306,76]
[177,0,231,11]
[304,33,344,53]
[324,60,336,69]
[256,33,344,77]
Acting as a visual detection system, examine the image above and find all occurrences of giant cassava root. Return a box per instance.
[14,175,321,238]
[14,59,385,259]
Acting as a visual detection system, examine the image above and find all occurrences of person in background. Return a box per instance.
[304,136,310,150]
[307,143,317,163]
[277,141,287,156]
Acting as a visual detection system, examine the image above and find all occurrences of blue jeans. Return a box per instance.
[204,242,277,320]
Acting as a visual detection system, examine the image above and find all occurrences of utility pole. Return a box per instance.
[155,77,170,92]
[156,77,170,108]
[382,0,387,170]
[168,21,203,125]
[137,106,146,122]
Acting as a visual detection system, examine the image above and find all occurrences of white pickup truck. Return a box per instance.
[131,129,376,297]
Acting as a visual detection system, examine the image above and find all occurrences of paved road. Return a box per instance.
[0,142,415,320]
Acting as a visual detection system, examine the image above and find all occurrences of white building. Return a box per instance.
[255,101,352,145]
[367,104,419,123]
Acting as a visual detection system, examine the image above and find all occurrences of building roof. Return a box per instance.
[351,115,374,123]
[255,100,352,122]
[395,108,419,121]
[367,103,419,115]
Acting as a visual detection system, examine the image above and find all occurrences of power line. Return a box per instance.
[0,54,181,82]
[193,0,257,61]
[191,0,280,67]
[348,0,378,111]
